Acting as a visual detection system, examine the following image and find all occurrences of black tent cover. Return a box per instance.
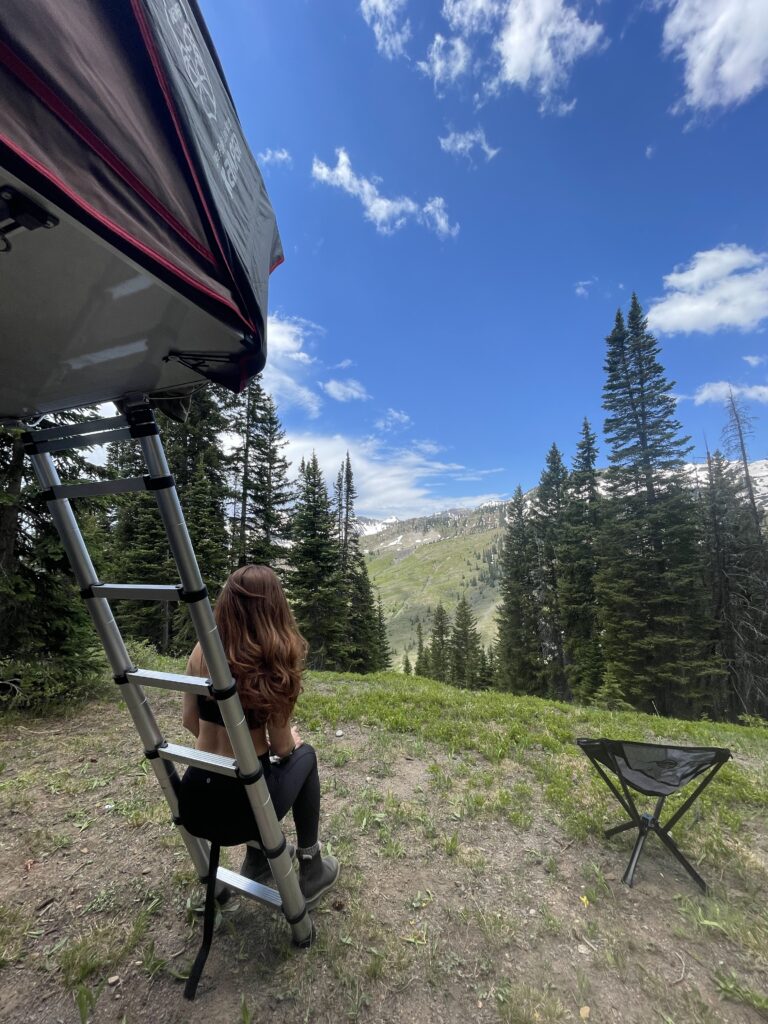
[0,0,282,396]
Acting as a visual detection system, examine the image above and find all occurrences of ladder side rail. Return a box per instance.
[26,446,218,890]
[133,411,312,944]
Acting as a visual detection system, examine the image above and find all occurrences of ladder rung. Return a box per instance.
[215,866,283,908]
[28,414,127,440]
[127,668,211,695]
[33,427,134,453]
[47,477,148,501]
[158,742,238,777]
[93,584,180,602]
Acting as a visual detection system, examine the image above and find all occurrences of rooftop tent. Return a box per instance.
[0,0,282,419]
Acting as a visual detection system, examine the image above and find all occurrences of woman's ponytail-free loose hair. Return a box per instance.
[214,565,306,724]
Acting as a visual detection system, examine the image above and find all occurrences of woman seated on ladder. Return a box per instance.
[180,564,339,909]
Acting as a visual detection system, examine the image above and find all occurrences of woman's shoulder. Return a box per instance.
[186,643,206,677]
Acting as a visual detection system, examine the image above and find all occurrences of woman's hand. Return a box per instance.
[291,726,303,749]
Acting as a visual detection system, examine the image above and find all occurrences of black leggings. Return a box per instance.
[178,743,321,849]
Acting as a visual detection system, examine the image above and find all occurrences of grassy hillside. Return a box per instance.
[1,663,766,1023]
[365,520,504,664]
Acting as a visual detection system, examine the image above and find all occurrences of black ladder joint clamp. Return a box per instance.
[144,741,168,760]
[113,668,138,686]
[284,906,309,927]
[143,474,175,491]
[262,836,287,860]
[123,400,159,438]
[177,584,208,604]
[79,582,104,600]
[208,680,237,701]
[236,764,263,785]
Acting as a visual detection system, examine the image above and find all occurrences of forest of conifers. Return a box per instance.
[1,296,765,721]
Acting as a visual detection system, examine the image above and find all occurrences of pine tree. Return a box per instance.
[495,487,542,693]
[333,454,379,672]
[287,453,346,669]
[414,621,430,678]
[532,443,569,698]
[402,650,412,675]
[373,594,392,670]
[428,603,450,682]
[0,415,105,706]
[701,447,768,718]
[225,379,293,571]
[558,419,604,702]
[596,296,718,715]
[450,594,482,688]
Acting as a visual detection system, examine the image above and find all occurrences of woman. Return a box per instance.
[180,564,339,909]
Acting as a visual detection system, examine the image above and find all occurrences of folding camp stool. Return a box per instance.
[576,738,732,893]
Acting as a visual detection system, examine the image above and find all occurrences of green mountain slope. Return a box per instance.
[362,504,506,665]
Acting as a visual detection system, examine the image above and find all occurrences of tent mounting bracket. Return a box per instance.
[0,185,59,253]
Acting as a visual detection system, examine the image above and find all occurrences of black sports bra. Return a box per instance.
[197,695,265,729]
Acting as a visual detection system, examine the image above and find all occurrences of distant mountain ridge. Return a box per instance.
[362,459,768,666]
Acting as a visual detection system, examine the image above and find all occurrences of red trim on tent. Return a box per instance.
[269,254,285,274]
[0,39,216,265]
[0,133,251,329]
[128,0,255,328]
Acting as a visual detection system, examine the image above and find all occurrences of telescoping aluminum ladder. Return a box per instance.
[22,396,314,962]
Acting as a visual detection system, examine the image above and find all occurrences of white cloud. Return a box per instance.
[285,431,502,518]
[320,379,372,402]
[263,315,324,417]
[647,244,768,334]
[312,148,459,239]
[420,196,460,239]
[360,0,411,59]
[693,381,768,405]
[375,408,412,431]
[439,126,500,161]
[334,358,353,369]
[574,278,596,298]
[490,0,605,113]
[443,0,504,34]
[743,354,767,367]
[662,0,768,113]
[418,33,472,90]
[258,147,292,167]
[645,144,655,159]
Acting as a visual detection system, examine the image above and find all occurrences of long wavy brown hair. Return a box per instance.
[213,565,306,725]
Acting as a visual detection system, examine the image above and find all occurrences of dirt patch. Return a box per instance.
[0,695,766,1024]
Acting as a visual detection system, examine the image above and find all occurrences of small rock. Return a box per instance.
[580,1007,590,1020]
[79,848,89,855]
[142,868,151,875]
[335,730,344,738]
[577,944,589,956]
[107,975,120,986]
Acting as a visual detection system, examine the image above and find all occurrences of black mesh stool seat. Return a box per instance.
[577,738,732,892]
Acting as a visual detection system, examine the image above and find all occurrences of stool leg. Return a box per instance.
[655,828,708,893]
[622,823,649,887]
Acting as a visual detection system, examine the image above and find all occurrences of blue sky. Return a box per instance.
[200,0,768,519]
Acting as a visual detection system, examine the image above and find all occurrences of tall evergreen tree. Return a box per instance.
[287,453,346,669]
[0,415,105,705]
[450,594,482,688]
[701,447,768,718]
[373,594,392,670]
[558,419,604,702]
[333,454,379,672]
[225,379,293,570]
[596,296,718,715]
[495,487,542,693]
[402,650,413,675]
[532,443,569,698]
[414,620,430,678]
[428,603,451,682]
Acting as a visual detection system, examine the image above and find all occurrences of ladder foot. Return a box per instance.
[292,919,317,949]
